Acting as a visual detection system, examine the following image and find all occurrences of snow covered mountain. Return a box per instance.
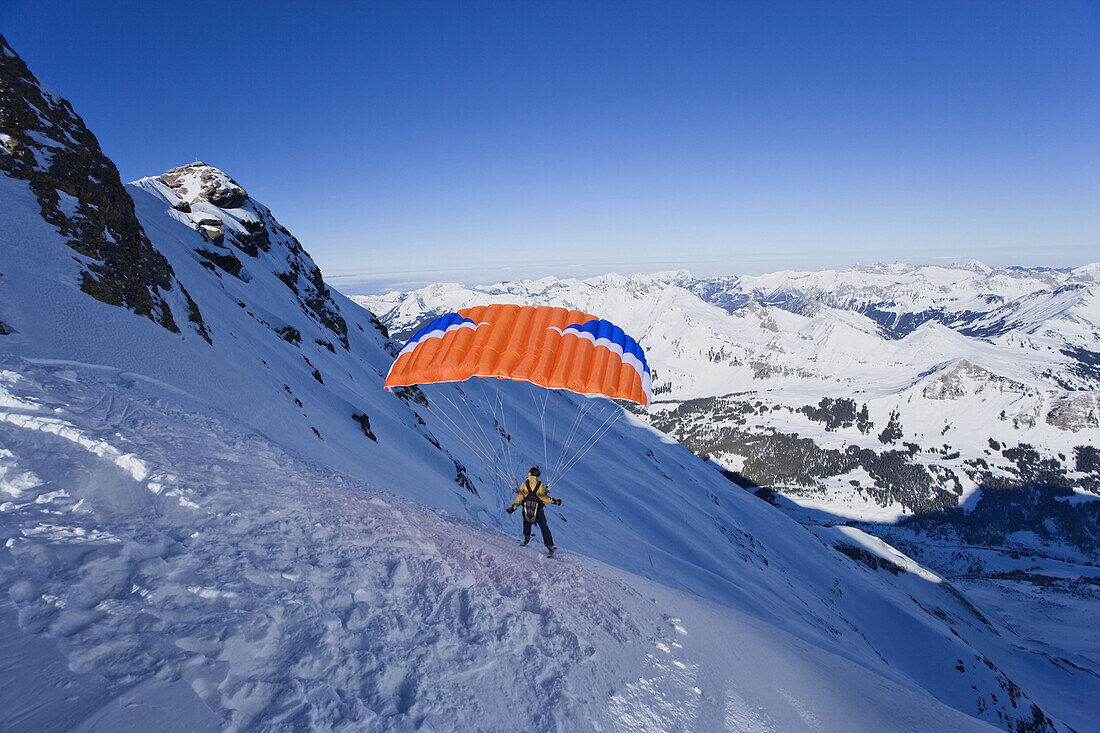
[1,34,1094,731]
[357,266,1100,522]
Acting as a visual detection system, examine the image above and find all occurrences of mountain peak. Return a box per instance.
[955,259,993,274]
[160,162,248,209]
[131,162,357,350]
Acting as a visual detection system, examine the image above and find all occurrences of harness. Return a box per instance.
[520,479,545,523]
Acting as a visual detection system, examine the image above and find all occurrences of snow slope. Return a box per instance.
[0,357,1002,732]
[0,35,1089,731]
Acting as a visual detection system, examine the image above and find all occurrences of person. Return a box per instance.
[507,466,561,556]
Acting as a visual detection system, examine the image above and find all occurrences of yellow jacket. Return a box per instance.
[512,475,555,508]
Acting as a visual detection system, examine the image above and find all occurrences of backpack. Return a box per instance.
[521,479,544,523]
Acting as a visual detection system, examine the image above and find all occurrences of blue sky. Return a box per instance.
[5,1,1099,292]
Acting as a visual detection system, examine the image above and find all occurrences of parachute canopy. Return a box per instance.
[383,304,652,406]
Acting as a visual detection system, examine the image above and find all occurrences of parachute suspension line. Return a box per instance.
[447,387,504,474]
[491,390,505,469]
[492,388,520,500]
[430,400,508,483]
[505,394,519,482]
[550,398,581,483]
[553,394,602,480]
[549,395,581,481]
[547,388,561,479]
[540,388,550,478]
[480,386,509,478]
[564,396,598,460]
[462,388,517,492]
[448,381,524,504]
[507,392,521,481]
[555,403,625,481]
[433,389,488,459]
[561,400,625,479]
[493,386,522,496]
[449,386,492,449]
[430,411,511,487]
[526,387,551,479]
[431,387,515,487]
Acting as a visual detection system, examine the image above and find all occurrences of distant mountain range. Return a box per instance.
[356,264,1100,521]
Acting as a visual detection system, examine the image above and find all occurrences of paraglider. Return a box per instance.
[384,303,651,553]
[507,466,561,556]
[384,304,651,406]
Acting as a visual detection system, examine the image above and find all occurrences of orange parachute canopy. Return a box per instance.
[383,304,652,407]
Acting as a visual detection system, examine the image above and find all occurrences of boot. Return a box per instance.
[521,536,530,546]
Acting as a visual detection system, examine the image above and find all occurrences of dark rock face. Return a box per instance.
[194,248,244,279]
[234,219,271,257]
[352,411,378,442]
[453,459,478,496]
[0,34,207,340]
[278,325,301,344]
[150,162,350,351]
[276,238,350,350]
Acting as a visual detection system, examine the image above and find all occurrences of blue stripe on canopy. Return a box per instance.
[408,312,473,345]
[562,319,650,376]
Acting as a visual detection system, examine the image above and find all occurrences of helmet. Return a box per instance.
[528,466,541,477]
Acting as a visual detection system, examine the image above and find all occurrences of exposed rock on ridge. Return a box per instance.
[141,162,353,349]
[0,34,208,341]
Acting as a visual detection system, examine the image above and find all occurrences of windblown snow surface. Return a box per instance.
[0,44,1087,726]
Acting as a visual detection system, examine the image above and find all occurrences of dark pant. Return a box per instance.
[524,510,554,548]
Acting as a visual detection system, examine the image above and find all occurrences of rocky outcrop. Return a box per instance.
[352,411,377,442]
[922,359,1029,400]
[161,164,248,210]
[0,34,208,340]
[1045,394,1099,432]
[144,162,350,350]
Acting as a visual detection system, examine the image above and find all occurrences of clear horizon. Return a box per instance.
[5,0,1099,289]
[331,257,1100,296]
